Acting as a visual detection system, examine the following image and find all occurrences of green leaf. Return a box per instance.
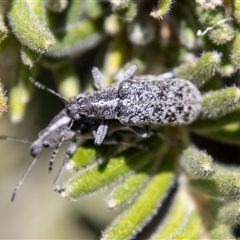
[150,188,198,239]
[218,201,240,226]
[189,165,240,199]
[66,144,114,172]
[107,164,151,209]
[173,212,202,239]
[195,123,240,146]
[102,152,175,240]
[201,87,240,119]
[62,148,153,199]
[174,51,222,87]
[190,105,240,131]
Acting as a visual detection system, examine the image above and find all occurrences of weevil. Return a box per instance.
[66,64,202,145]
[30,65,201,146]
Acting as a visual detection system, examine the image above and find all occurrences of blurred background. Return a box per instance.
[1,0,240,239]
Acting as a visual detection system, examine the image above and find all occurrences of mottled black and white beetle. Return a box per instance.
[31,65,202,146]
[66,65,202,145]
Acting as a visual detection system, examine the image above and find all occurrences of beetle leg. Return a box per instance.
[156,71,174,80]
[49,120,74,173]
[121,64,138,81]
[133,72,175,81]
[53,139,77,193]
[92,67,105,90]
[94,120,108,145]
[129,126,149,138]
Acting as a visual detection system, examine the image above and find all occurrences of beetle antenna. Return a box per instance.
[0,136,32,144]
[29,78,69,104]
[11,154,40,201]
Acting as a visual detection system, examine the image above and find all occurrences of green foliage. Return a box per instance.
[3,0,240,239]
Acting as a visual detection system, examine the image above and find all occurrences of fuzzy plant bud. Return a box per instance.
[150,0,173,19]
[180,146,215,178]
[218,201,240,226]
[201,87,240,119]
[217,171,240,199]
[8,0,55,54]
[109,0,131,11]
[190,165,240,199]
[230,31,240,70]
[197,18,233,37]
[174,51,222,87]
[208,23,235,45]
[26,0,47,24]
[210,224,234,240]
[196,0,223,9]
[197,7,224,26]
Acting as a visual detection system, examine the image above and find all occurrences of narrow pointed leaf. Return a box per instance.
[102,152,175,240]
[201,87,240,120]
[62,149,153,199]
[150,188,193,239]
[107,165,151,209]
[173,212,202,239]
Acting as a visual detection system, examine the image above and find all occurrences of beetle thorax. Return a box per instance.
[88,88,118,119]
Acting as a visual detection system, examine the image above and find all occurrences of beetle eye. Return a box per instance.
[43,141,50,148]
